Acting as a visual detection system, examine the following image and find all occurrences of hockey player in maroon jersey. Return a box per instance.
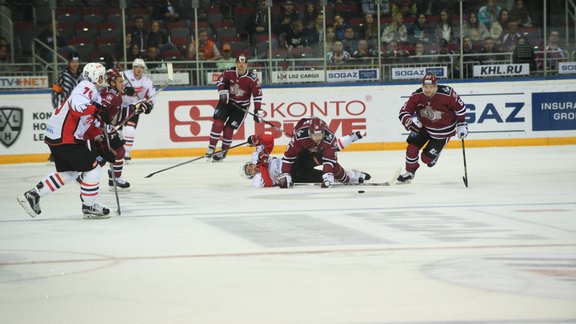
[279,117,371,188]
[206,54,263,162]
[86,68,152,190]
[397,73,468,183]
[242,131,366,187]
[16,62,114,219]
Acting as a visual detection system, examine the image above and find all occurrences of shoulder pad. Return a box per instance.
[295,127,310,140]
[437,85,452,95]
[323,131,335,144]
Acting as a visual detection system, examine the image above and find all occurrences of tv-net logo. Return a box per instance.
[169,99,246,142]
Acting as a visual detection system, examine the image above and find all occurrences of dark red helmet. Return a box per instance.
[422,73,438,86]
[106,68,122,84]
[308,117,326,143]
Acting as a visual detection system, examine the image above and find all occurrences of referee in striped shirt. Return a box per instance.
[51,52,82,109]
[48,52,82,162]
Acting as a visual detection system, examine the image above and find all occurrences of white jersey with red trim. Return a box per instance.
[121,70,156,106]
[44,80,101,145]
[250,146,282,188]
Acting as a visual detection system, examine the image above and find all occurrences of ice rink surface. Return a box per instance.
[1,145,575,324]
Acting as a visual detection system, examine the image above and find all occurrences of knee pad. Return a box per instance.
[83,165,103,183]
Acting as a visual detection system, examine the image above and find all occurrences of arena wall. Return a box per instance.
[1,79,575,164]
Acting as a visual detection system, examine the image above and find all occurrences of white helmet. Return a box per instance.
[132,58,146,69]
[82,62,106,85]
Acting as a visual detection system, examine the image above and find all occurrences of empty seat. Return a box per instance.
[98,22,120,38]
[162,50,183,60]
[75,22,98,38]
[170,27,190,39]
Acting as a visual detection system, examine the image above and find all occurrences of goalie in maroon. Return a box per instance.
[206,54,263,162]
[279,117,371,188]
[397,73,468,183]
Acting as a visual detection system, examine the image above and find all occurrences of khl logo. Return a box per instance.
[0,107,23,148]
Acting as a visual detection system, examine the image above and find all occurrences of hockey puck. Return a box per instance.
[358,190,365,193]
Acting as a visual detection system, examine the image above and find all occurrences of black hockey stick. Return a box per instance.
[461,138,469,188]
[144,141,249,178]
[230,102,292,137]
[102,125,122,215]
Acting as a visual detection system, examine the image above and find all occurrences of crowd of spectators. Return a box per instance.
[4,0,572,74]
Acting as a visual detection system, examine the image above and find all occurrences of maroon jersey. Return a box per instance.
[281,118,339,174]
[83,86,124,141]
[399,85,466,139]
[99,86,124,126]
[217,67,262,111]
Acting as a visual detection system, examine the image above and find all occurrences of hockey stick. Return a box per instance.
[115,63,174,131]
[102,125,122,215]
[461,138,469,188]
[230,102,292,137]
[144,141,249,178]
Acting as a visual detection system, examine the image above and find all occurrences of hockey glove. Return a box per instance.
[93,102,111,124]
[124,86,135,96]
[257,151,269,164]
[132,101,153,115]
[247,134,261,146]
[404,116,422,133]
[277,173,293,189]
[218,90,229,104]
[253,109,264,123]
[456,122,468,139]
[321,172,335,188]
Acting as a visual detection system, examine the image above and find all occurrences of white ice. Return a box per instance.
[1,145,576,324]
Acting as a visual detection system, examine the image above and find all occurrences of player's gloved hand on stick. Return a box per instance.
[132,101,153,115]
[254,109,263,123]
[277,173,293,189]
[404,116,422,133]
[247,135,262,146]
[218,90,229,104]
[456,122,468,139]
[93,102,111,124]
[321,172,335,188]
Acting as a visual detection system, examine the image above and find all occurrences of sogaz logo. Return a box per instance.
[0,107,23,148]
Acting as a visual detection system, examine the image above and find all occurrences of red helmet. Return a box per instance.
[308,117,326,143]
[106,68,122,84]
[422,73,438,85]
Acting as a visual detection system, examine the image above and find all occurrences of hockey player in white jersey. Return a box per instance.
[120,58,156,161]
[17,62,114,219]
[241,131,366,187]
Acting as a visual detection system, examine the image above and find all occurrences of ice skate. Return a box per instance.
[82,203,111,219]
[205,148,214,161]
[211,150,227,162]
[397,171,415,183]
[348,170,372,184]
[108,170,130,191]
[17,188,41,217]
[124,155,131,164]
[108,177,131,191]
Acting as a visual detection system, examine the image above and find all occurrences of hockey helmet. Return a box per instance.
[236,54,247,63]
[308,117,326,143]
[421,73,438,86]
[67,51,80,62]
[106,68,123,84]
[82,62,106,85]
[240,162,258,179]
[132,58,147,69]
